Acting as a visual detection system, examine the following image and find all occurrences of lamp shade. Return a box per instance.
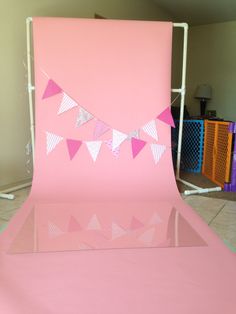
[194,84,212,100]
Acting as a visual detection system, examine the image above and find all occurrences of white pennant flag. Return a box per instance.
[86,141,102,162]
[48,222,65,238]
[142,120,158,141]
[87,214,102,231]
[76,107,93,127]
[58,92,79,115]
[112,129,128,150]
[46,132,63,155]
[111,222,126,240]
[150,144,166,164]
[138,227,156,246]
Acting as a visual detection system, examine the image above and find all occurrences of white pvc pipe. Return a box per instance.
[177,178,202,190]
[184,187,222,196]
[0,193,15,200]
[26,17,35,163]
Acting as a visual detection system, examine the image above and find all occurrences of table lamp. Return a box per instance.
[194,84,212,116]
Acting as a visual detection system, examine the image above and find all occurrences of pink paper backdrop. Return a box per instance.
[0,18,236,314]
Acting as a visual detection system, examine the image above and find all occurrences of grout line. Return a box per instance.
[208,202,227,226]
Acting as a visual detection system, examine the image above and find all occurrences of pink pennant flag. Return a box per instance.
[157,107,175,128]
[66,139,82,160]
[131,138,146,158]
[42,79,62,99]
[68,216,81,232]
[130,217,144,230]
[104,139,120,158]
[94,120,110,139]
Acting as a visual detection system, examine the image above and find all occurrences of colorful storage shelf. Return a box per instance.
[172,120,204,173]
[202,120,233,188]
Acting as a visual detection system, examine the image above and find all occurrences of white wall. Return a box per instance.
[0,0,173,189]
[186,21,236,120]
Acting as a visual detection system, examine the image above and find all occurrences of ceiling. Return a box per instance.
[154,0,236,26]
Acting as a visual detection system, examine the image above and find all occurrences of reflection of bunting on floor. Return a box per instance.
[150,144,166,164]
[66,139,82,160]
[42,79,62,99]
[131,138,146,158]
[46,132,63,155]
[112,222,126,239]
[157,107,175,128]
[68,216,81,232]
[85,141,102,162]
[76,108,93,127]
[87,214,102,231]
[149,212,163,225]
[94,120,110,139]
[48,222,64,238]
[142,120,158,141]
[58,92,79,114]
[130,217,144,230]
[138,227,156,246]
[104,139,120,158]
[112,129,128,150]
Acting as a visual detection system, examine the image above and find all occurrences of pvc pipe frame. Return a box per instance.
[25,19,221,196]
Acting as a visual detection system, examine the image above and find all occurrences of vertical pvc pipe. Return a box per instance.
[173,23,189,180]
[26,17,35,163]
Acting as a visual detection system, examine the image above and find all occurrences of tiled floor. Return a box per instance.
[0,187,236,249]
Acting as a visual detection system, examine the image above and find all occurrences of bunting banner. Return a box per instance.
[87,214,102,231]
[130,217,145,230]
[42,78,175,163]
[138,227,156,246]
[68,216,81,232]
[111,222,127,240]
[48,222,65,238]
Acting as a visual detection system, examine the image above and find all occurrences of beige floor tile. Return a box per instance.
[184,195,227,224]
[210,201,236,247]
[0,187,31,212]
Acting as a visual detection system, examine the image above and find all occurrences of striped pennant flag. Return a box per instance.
[150,144,166,164]
[142,120,158,141]
[58,92,79,115]
[46,132,63,155]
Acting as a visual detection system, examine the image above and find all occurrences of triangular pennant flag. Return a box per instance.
[105,139,120,158]
[46,132,63,155]
[58,92,79,114]
[94,120,110,139]
[48,222,64,238]
[127,130,140,140]
[76,107,93,127]
[42,79,62,99]
[131,138,147,158]
[150,144,166,164]
[157,107,175,128]
[87,214,102,231]
[112,129,128,150]
[149,212,163,225]
[66,139,82,160]
[68,216,81,232]
[130,217,144,230]
[138,227,156,246]
[112,222,126,240]
[142,120,158,141]
[85,141,102,162]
